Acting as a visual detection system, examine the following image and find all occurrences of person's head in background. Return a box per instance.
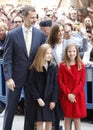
[84,17,93,30]
[89,0,93,9]
[39,19,52,37]
[12,15,23,28]
[77,8,88,23]
[0,21,8,57]
[69,8,77,23]
[48,23,64,47]
[87,6,93,20]
[86,28,93,43]
[64,23,73,39]
[0,21,8,41]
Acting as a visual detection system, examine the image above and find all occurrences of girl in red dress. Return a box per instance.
[58,43,87,130]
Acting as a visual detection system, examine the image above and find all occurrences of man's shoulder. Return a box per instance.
[8,26,22,35]
[32,26,45,34]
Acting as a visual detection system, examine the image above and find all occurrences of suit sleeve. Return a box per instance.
[28,68,41,100]
[3,32,13,80]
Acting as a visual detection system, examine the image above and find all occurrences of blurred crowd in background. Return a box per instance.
[1,1,93,67]
[0,0,93,31]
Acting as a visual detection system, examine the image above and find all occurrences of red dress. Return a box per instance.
[58,62,87,118]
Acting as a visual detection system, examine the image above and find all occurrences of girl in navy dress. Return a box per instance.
[28,44,58,130]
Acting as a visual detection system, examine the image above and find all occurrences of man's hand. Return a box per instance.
[6,78,15,91]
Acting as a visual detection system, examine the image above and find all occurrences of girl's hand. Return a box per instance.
[68,93,76,103]
[37,98,45,107]
[49,102,55,110]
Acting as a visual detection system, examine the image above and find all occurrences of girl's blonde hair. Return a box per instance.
[30,44,52,72]
[63,43,82,70]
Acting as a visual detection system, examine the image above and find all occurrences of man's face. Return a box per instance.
[23,11,37,28]
[70,10,77,21]
[64,25,72,39]
[40,26,51,36]
[13,16,23,28]
[84,17,92,27]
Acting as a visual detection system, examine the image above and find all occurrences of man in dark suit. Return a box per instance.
[2,6,46,130]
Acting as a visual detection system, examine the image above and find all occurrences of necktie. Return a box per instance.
[25,30,31,56]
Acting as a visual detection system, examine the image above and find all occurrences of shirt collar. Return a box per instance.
[22,24,32,32]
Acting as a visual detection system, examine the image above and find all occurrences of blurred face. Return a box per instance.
[57,26,64,42]
[40,26,51,36]
[87,33,92,42]
[0,26,6,40]
[67,46,77,61]
[70,9,77,20]
[77,11,84,22]
[45,48,52,62]
[88,11,93,18]
[64,25,72,39]
[13,16,23,28]
[23,11,37,28]
[84,17,92,27]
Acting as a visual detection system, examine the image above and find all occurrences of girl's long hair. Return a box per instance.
[29,44,52,72]
[63,43,82,70]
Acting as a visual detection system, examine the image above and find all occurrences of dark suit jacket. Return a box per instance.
[3,26,46,87]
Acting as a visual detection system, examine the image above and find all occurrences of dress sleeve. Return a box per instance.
[72,64,86,95]
[58,63,71,96]
[28,68,41,100]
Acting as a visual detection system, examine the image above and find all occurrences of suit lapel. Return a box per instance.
[29,27,38,58]
[30,27,35,53]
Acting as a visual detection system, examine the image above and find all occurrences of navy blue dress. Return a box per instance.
[28,63,58,122]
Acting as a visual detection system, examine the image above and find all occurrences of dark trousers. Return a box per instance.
[24,84,36,130]
[3,87,22,130]
[54,100,63,130]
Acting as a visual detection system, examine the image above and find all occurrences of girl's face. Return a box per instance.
[67,46,77,61]
[57,26,64,41]
[45,48,52,62]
